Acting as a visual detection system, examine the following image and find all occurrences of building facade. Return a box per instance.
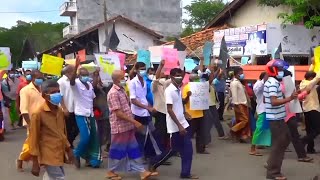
[60,0,182,38]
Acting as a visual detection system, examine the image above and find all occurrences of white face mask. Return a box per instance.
[148,74,155,80]
[119,80,126,87]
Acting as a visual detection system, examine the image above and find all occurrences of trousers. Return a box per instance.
[303,110,320,152]
[43,166,65,180]
[150,127,193,178]
[65,113,79,148]
[286,116,307,158]
[267,120,291,179]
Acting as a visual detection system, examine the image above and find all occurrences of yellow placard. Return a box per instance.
[99,56,115,76]
[2,73,7,79]
[40,54,64,76]
[81,62,98,73]
[314,46,320,73]
[0,52,10,70]
[65,59,76,65]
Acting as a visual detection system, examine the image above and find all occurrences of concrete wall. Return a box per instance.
[98,21,157,52]
[227,0,292,27]
[76,0,182,37]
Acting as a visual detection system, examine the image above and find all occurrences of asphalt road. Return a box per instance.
[0,126,319,180]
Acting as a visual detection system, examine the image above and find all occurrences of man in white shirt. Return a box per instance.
[230,67,251,142]
[249,72,271,156]
[129,62,159,158]
[57,65,78,149]
[70,57,102,169]
[149,68,198,179]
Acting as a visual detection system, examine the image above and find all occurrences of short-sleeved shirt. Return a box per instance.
[300,79,320,112]
[263,77,286,121]
[144,76,154,106]
[253,80,265,114]
[165,83,189,133]
[57,75,74,113]
[107,84,135,134]
[71,79,96,117]
[182,83,203,119]
[19,82,45,126]
[29,102,70,166]
[230,79,248,105]
[213,78,226,93]
[152,78,171,114]
[209,85,217,106]
[129,75,150,117]
[2,77,20,100]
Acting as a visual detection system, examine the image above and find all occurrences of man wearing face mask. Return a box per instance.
[145,68,155,106]
[29,80,73,179]
[17,70,45,171]
[182,72,208,154]
[129,62,159,159]
[150,68,198,179]
[2,69,21,129]
[229,67,251,142]
[57,65,79,149]
[152,60,172,152]
[16,70,32,126]
[70,57,101,168]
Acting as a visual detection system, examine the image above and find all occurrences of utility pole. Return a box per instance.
[103,0,109,52]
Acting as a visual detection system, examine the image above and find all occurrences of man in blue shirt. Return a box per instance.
[213,69,226,121]
[144,68,155,106]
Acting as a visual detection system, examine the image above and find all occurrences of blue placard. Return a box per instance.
[184,58,197,72]
[22,60,39,70]
[137,50,151,69]
[203,41,213,66]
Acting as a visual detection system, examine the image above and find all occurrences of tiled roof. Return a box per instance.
[163,25,229,57]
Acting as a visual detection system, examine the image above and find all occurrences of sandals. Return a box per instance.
[140,171,158,180]
[298,157,313,163]
[249,152,263,156]
[16,160,24,172]
[180,175,199,179]
[106,172,122,180]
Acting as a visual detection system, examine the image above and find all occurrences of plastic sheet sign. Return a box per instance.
[94,54,120,82]
[163,48,179,75]
[314,46,320,73]
[40,54,64,76]
[0,47,11,70]
[189,82,210,110]
[137,50,151,69]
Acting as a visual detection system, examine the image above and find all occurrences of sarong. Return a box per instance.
[74,116,102,167]
[108,130,144,173]
[19,128,31,161]
[251,113,271,146]
[9,100,19,124]
[231,104,251,139]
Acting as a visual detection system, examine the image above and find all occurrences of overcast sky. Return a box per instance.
[0,0,232,28]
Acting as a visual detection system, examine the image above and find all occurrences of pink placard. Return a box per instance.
[108,52,125,70]
[163,48,179,75]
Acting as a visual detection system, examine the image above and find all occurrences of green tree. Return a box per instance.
[259,0,320,28]
[0,21,67,67]
[183,0,226,29]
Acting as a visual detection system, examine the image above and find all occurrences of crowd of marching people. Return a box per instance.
[0,55,320,180]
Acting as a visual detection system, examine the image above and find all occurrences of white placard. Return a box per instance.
[94,54,121,83]
[178,51,187,69]
[189,82,210,110]
[282,76,303,113]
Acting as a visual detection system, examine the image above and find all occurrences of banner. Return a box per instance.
[78,49,86,62]
[40,54,64,76]
[95,54,121,83]
[203,42,213,66]
[149,46,163,63]
[282,76,302,113]
[213,24,267,56]
[314,46,320,73]
[184,58,197,72]
[0,47,11,70]
[137,50,151,69]
[189,82,210,110]
[163,48,179,75]
[108,51,125,69]
[22,61,39,70]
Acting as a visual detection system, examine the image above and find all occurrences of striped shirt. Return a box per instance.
[263,77,286,121]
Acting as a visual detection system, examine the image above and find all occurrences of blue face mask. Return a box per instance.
[49,93,62,106]
[139,70,146,76]
[34,78,43,86]
[239,74,245,80]
[80,76,90,83]
[276,71,284,79]
[26,74,32,81]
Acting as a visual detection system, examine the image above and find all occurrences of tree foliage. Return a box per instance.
[0,21,67,67]
[182,0,226,37]
[259,0,320,29]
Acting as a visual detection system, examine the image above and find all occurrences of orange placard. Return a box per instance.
[78,49,86,62]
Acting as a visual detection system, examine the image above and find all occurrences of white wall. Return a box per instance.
[227,0,292,27]
[98,21,158,52]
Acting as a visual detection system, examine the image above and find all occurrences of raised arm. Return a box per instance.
[70,56,81,86]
